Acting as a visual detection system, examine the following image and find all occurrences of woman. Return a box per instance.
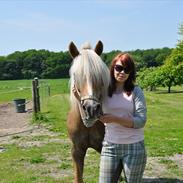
[99,53,147,183]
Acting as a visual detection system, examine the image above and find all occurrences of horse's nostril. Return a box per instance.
[82,102,100,118]
[96,103,101,111]
[82,105,86,111]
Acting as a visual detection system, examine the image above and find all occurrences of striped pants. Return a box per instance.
[99,140,147,183]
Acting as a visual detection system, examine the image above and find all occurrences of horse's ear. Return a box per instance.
[94,40,103,56]
[69,42,79,58]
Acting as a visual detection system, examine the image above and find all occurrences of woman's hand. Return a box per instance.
[99,114,115,123]
[99,113,134,128]
[72,84,81,101]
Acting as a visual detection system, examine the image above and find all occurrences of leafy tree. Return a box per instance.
[137,67,159,91]
[165,23,183,66]
[158,23,183,92]
[1,61,21,80]
[157,64,183,93]
[103,50,121,66]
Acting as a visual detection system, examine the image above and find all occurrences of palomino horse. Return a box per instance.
[67,41,110,183]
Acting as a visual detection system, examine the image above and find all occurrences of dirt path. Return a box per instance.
[0,103,33,137]
[0,102,62,144]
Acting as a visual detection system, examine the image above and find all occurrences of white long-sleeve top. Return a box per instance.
[103,86,147,144]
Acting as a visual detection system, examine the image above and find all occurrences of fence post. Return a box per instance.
[32,79,37,113]
[34,78,40,112]
[32,78,41,114]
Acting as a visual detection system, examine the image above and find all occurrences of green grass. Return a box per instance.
[0,79,32,103]
[0,79,69,103]
[0,80,183,182]
[145,86,183,156]
[36,85,183,181]
[39,94,70,135]
[38,84,183,156]
[0,143,73,183]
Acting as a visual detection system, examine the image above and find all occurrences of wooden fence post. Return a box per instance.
[32,78,41,114]
[34,78,40,112]
[32,79,37,113]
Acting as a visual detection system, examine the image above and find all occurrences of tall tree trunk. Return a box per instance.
[168,86,171,93]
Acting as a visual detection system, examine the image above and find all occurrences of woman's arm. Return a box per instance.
[99,114,134,128]
[99,86,147,129]
[132,86,147,129]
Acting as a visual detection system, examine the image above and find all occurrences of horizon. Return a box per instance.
[0,45,173,57]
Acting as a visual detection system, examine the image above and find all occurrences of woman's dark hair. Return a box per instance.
[108,53,136,97]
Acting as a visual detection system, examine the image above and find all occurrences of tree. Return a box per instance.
[157,64,183,93]
[165,23,183,66]
[157,23,183,92]
[137,67,159,91]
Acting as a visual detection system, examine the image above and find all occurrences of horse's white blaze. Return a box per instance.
[87,79,93,96]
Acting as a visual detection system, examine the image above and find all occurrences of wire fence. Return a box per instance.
[0,87,31,95]
[0,78,51,138]
[39,80,51,112]
[0,78,51,113]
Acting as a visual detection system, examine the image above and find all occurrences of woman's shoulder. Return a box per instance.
[133,85,142,92]
[133,85,144,97]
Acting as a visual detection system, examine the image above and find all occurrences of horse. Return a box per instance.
[67,41,110,183]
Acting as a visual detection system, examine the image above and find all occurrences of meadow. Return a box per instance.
[0,79,183,182]
[0,79,69,104]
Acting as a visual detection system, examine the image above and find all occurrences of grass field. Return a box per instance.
[0,79,183,182]
[145,88,183,156]
[0,79,69,103]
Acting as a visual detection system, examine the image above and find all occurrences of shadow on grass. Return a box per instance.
[154,90,183,94]
[143,178,183,183]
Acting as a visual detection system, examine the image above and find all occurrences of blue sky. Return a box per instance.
[0,0,183,56]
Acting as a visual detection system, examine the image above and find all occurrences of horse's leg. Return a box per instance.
[89,121,105,153]
[72,145,87,183]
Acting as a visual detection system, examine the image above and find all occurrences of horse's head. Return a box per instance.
[69,41,110,127]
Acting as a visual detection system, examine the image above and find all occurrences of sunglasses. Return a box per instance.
[114,65,131,74]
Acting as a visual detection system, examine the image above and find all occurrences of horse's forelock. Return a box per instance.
[80,42,92,50]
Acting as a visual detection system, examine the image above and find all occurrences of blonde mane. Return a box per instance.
[69,44,110,109]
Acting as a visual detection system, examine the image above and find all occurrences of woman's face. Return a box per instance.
[114,60,130,84]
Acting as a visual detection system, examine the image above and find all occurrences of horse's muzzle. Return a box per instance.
[82,102,101,117]
[81,100,102,127]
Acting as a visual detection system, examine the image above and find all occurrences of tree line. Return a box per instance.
[0,47,172,80]
[0,25,182,93]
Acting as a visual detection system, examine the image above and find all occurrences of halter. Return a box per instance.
[80,95,100,104]
[73,74,100,105]
[79,95,102,127]
[73,83,102,127]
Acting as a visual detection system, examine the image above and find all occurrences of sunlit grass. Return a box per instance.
[0,80,183,182]
[0,78,69,103]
